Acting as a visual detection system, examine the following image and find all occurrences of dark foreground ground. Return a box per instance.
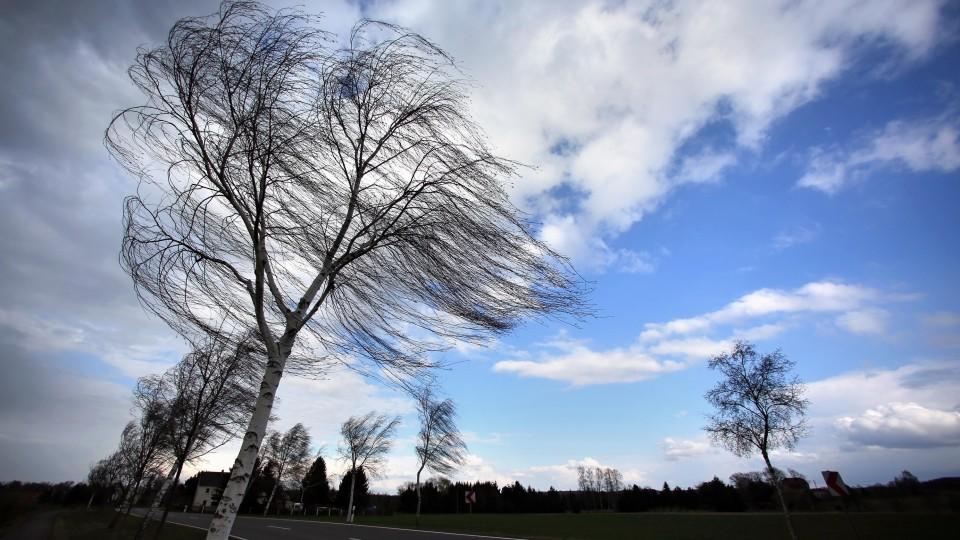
[3,507,958,539]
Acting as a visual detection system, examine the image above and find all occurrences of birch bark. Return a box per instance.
[205,348,286,539]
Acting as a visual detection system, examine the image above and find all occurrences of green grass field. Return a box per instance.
[50,509,202,540]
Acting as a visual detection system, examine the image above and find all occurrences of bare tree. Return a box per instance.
[705,341,809,540]
[106,2,585,538]
[339,412,400,522]
[107,408,169,529]
[413,387,466,525]
[86,454,124,510]
[133,332,262,540]
[261,423,312,515]
[108,376,173,529]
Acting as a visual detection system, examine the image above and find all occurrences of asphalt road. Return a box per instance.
[153,512,525,540]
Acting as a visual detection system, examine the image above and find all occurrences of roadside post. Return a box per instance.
[822,470,860,540]
[465,490,477,514]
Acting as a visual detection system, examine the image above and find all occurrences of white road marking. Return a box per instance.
[349,537,362,540]
[164,518,251,540]
[268,525,292,530]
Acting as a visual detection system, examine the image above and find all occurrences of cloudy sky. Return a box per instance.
[1,0,959,493]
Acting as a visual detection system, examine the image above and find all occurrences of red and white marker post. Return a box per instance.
[821,470,860,540]
[465,490,476,514]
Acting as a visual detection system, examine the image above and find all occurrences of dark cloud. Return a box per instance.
[837,401,960,450]
[0,331,132,482]
[0,1,217,481]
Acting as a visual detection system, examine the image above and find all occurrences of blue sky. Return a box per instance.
[1,0,958,492]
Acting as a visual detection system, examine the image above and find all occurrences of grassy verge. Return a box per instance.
[52,509,203,540]
[262,511,960,540]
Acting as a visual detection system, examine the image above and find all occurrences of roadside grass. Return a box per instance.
[52,509,203,540]
[264,511,960,540]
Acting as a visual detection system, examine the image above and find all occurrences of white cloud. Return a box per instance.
[836,402,960,449]
[799,115,960,194]
[661,437,714,461]
[675,151,738,184]
[773,224,820,250]
[493,344,685,386]
[642,281,885,341]
[648,337,731,360]
[538,214,658,273]
[371,0,944,262]
[836,308,890,335]
[806,362,960,423]
[494,280,908,386]
[733,323,787,341]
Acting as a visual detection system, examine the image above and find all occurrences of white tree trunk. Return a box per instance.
[133,462,178,540]
[205,348,287,540]
[263,475,280,517]
[415,465,424,526]
[347,470,357,523]
[763,451,798,540]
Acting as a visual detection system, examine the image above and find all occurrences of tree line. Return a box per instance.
[80,328,468,539]
[390,470,960,515]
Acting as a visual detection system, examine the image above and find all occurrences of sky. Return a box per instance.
[1,0,959,494]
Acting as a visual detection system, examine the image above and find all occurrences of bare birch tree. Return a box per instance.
[339,412,399,522]
[107,2,585,538]
[261,423,311,515]
[414,387,466,525]
[705,341,809,540]
[108,376,173,529]
[86,454,123,510]
[134,332,261,540]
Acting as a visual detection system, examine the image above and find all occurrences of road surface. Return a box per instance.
[146,511,525,540]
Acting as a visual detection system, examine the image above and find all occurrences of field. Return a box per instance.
[10,509,958,540]
[48,509,199,540]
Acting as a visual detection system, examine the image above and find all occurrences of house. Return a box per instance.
[192,471,230,512]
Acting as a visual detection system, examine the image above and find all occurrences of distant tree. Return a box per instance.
[414,387,466,525]
[705,341,808,540]
[336,468,369,514]
[109,377,172,529]
[339,412,400,522]
[893,470,921,495]
[86,455,122,509]
[301,455,330,507]
[262,423,312,515]
[696,477,744,512]
[729,471,775,510]
[241,458,277,514]
[106,3,586,537]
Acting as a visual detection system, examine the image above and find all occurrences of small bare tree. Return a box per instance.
[134,332,262,540]
[261,423,312,515]
[339,412,400,522]
[86,454,123,510]
[413,387,466,525]
[106,3,585,538]
[705,341,808,540]
[108,377,173,529]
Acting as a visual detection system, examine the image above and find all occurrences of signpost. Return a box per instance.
[465,490,476,514]
[821,470,859,540]
[821,470,850,497]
